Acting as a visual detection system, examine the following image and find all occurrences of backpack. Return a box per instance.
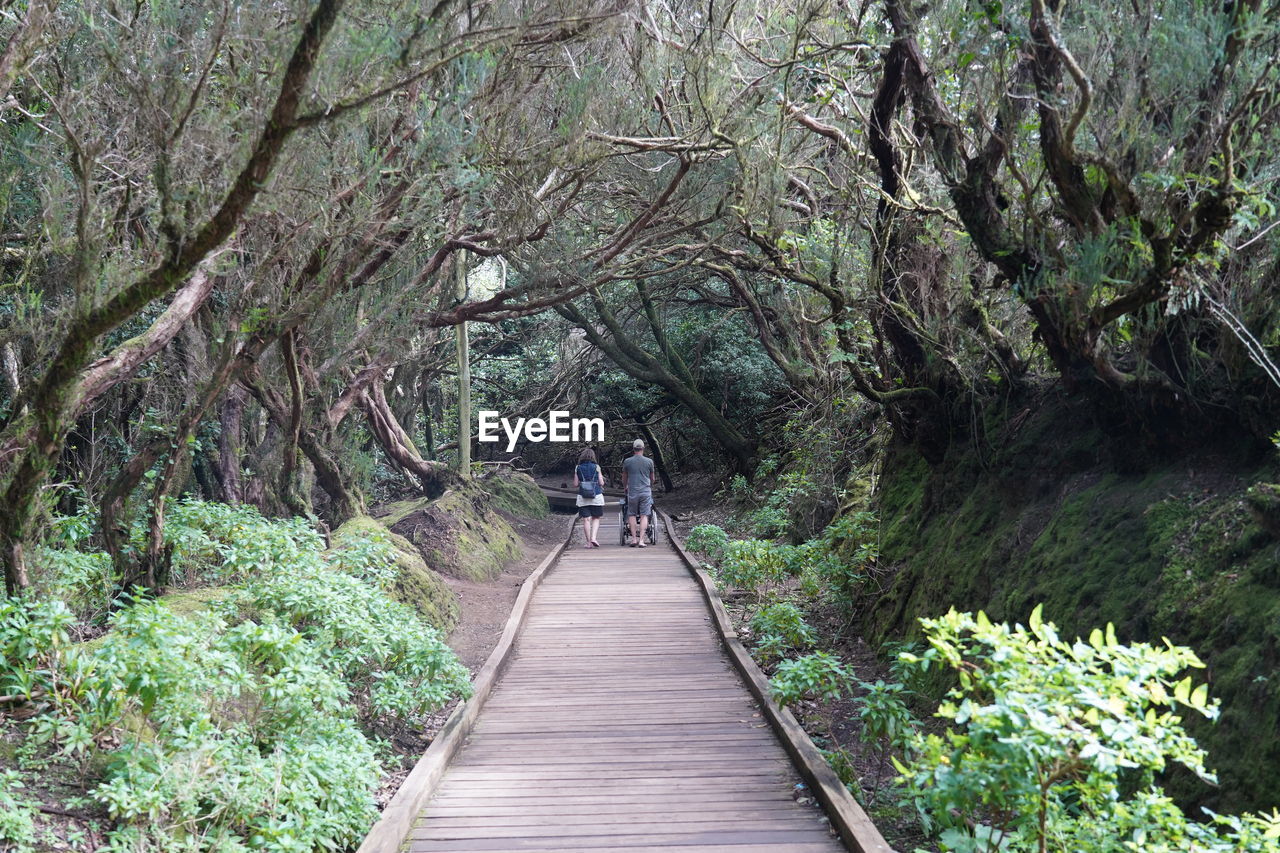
[576,462,601,498]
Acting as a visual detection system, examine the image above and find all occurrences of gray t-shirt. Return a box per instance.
[623,453,655,497]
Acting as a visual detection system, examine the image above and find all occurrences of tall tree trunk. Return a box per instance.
[242,369,363,525]
[636,419,674,492]
[456,252,471,479]
[277,330,310,517]
[556,295,757,471]
[218,385,247,503]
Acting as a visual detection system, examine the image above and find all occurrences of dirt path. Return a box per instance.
[443,512,571,670]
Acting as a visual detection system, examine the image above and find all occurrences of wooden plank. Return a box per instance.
[420,805,808,820]
[406,829,839,849]
[410,844,838,853]
[416,813,825,829]
[426,780,799,797]
[423,797,801,810]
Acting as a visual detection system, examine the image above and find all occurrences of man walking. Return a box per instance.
[621,438,655,547]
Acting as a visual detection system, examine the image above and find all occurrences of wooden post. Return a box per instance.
[455,251,471,479]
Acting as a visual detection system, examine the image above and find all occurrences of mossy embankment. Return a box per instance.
[332,516,461,631]
[373,469,544,583]
[859,400,1280,813]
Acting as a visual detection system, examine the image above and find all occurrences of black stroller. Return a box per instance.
[617,497,659,546]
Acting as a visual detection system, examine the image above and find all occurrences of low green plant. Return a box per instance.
[771,651,854,705]
[29,546,114,621]
[752,596,814,650]
[2,502,473,853]
[164,499,323,584]
[810,510,877,608]
[0,770,38,852]
[235,561,471,724]
[854,678,918,803]
[818,745,863,798]
[685,524,729,561]
[856,679,916,750]
[325,526,399,589]
[715,539,791,601]
[894,605,1280,852]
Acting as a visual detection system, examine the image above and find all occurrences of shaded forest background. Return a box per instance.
[3,0,1280,836]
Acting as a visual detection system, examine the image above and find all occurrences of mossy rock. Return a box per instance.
[374,483,523,583]
[332,516,460,632]
[479,469,549,518]
[1245,483,1280,539]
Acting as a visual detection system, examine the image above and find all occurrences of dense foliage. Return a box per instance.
[688,516,1280,851]
[897,608,1280,852]
[1,502,469,852]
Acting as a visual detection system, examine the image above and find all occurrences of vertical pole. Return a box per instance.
[456,250,471,479]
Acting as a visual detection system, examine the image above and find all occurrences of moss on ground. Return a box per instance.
[861,405,1280,813]
[159,586,233,617]
[374,482,523,583]
[479,470,549,518]
[331,516,460,632]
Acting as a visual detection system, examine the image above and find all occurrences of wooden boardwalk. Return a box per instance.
[407,510,846,852]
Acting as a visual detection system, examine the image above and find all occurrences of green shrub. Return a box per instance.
[236,562,471,724]
[324,524,399,589]
[29,546,115,621]
[685,524,729,561]
[894,606,1280,852]
[0,770,38,853]
[750,602,816,656]
[1,501,473,852]
[856,679,916,751]
[715,539,791,601]
[165,499,323,584]
[810,510,877,607]
[771,651,854,705]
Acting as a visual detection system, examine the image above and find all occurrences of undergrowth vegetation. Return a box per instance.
[1,500,470,852]
[686,493,1280,851]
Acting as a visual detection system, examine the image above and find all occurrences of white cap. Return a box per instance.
[632,438,645,450]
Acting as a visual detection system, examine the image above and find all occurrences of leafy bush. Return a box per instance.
[0,770,38,853]
[894,606,1280,852]
[771,651,854,705]
[856,679,916,751]
[1,502,473,852]
[685,524,729,561]
[165,499,323,584]
[324,525,399,589]
[810,510,877,608]
[752,596,814,650]
[236,562,471,723]
[29,546,115,621]
[715,539,792,601]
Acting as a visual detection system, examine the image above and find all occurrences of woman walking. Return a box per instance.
[573,448,606,547]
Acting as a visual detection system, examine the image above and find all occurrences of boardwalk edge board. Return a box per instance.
[357,517,575,853]
[657,509,897,853]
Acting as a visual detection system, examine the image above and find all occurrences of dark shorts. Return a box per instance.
[578,504,603,518]
[626,494,653,517]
